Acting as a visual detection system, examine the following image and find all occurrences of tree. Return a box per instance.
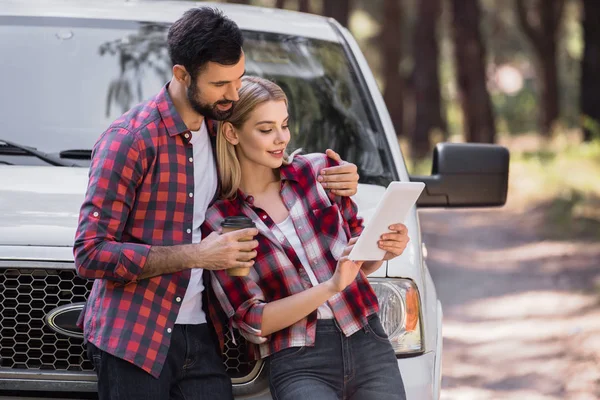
[322,0,351,27]
[299,0,310,13]
[276,0,286,9]
[411,0,445,158]
[451,0,496,143]
[380,0,404,137]
[581,0,600,142]
[515,0,565,137]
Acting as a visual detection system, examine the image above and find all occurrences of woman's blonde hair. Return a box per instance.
[217,76,293,199]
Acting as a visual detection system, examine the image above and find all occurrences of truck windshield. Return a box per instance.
[0,16,395,185]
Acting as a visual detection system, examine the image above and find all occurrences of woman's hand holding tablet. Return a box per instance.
[349,182,425,261]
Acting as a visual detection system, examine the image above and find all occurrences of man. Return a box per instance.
[74,7,360,400]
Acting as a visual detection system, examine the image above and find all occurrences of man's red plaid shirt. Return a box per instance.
[73,85,219,378]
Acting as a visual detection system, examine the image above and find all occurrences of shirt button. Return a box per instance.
[176,297,182,303]
[92,211,99,217]
[189,193,193,198]
[262,215,267,220]
[189,157,193,163]
[167,328,172,333]
[186,229,191,234]
[184,133,190,139]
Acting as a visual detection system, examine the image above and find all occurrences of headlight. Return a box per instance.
[369,278,423,355]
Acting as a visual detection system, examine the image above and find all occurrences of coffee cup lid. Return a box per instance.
[221,215,256,229]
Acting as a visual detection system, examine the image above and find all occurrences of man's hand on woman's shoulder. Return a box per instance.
[317,149,360,197]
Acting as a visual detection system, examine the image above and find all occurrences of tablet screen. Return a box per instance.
[349,181,425,261]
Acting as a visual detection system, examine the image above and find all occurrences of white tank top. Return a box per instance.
[276,216,334,319]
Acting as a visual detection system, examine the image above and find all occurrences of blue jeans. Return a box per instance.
[87,324,233,400]
[268,315,406,400]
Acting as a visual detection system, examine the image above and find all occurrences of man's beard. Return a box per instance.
[187,80,234,121]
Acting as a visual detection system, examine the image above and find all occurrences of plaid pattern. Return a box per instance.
[202,154,380,360]
[73,85,219,378]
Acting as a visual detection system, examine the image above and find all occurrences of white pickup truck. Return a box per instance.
[0,1,509,399]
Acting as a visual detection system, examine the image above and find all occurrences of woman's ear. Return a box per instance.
[222,122,239,145]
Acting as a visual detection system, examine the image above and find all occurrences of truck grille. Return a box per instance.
[0,268,257,379]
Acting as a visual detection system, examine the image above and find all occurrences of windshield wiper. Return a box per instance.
[59,149,92,160]
[0,139,81,167]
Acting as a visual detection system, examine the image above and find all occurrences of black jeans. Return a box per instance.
[268,315,406,400]
[87,324,233,400]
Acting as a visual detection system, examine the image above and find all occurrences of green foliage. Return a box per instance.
[349,0,585,138]
[581,114,600,141]
[509,136,600,238]
[545,189,600,240]
[492,79,538,134]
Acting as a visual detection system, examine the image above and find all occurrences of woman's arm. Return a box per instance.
[261,240,363,336]
[360,261,384,276]
[261,280,338,336]
[209,240,362,340]
[359,224,411,276]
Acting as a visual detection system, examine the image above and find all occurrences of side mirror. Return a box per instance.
[410,143,509,208]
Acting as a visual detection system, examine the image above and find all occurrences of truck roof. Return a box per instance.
[0,0,341,42]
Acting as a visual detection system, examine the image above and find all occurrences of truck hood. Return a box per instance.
[0,168,421,281]
[0,169,388,248]
[0,166,88,247]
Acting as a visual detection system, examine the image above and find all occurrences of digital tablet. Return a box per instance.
[348,181,425,261]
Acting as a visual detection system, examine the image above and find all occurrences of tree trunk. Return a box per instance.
[299,0,310,13]
[581,0,600,142]
[227,0,250,4]
[381,0,404,137]
[276,0,286,9]
[411,0,445,158]
[539,44,560,137]
[322,0,351,27]
[515,0,564,137]
[451,0,496,143]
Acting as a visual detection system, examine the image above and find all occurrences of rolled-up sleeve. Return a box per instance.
[336,194,364,238]
[210,270,269,344]
[73,128,150,283]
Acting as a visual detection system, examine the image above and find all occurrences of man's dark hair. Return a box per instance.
[168,7,244,78]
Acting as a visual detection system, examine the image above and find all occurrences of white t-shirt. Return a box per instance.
[276,215,334,319]
[175,122,218,325]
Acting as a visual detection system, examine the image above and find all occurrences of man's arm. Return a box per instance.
[309,150,409,275]
[73,128,258,283]
[73,128,151,283]
[137,231,258,280]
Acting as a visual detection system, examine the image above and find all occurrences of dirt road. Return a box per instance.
[419,207,600,400]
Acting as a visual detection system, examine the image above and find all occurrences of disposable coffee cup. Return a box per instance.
[221,216,256,277]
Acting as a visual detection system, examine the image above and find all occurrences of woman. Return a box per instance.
[202,76,408,400]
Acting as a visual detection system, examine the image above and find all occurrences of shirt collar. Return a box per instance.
[155,84,189,137]
[156,83,218,138]
[278,159,300,182]
[234,189,255,207]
